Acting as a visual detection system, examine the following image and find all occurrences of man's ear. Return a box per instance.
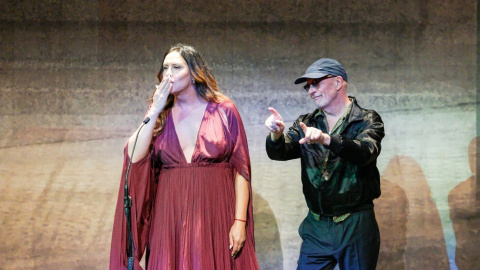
[336,77,343,90]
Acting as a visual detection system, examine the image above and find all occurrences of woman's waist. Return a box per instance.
[161,162,231,170]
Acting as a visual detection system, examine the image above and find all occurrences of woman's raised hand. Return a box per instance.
[151,75,173,114]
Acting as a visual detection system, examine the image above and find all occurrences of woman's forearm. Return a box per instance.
[234,173,249,221]
[127,110,160,163]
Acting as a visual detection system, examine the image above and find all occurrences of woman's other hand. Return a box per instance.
[229,220,246,258]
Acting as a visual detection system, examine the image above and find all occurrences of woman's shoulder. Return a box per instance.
[215,99,238,113]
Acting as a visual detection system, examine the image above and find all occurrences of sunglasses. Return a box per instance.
[303,76,335,91]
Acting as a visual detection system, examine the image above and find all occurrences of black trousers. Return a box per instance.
[297,209,380,270]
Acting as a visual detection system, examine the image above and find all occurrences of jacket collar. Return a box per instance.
[347,97,364,123]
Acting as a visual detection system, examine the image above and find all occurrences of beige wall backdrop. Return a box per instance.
[0,1,478,269]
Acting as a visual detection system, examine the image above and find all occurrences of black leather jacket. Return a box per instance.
[266,97,385,216]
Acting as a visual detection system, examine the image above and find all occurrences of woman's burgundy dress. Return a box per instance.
[110,100,259,269]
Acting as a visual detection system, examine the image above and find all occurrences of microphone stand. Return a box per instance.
[124,117,150,270]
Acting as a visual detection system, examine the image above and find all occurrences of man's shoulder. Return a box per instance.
[350,97,382,121]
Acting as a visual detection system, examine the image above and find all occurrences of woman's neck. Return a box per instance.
[172,93,208,124]
[175,89,207,110]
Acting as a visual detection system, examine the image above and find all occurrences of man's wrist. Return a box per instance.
[270,132,282,141]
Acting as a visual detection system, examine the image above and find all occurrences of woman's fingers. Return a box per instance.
[156,77,172,94]
[229,233,233,251]
[151,76,173,112]
[231,238,245,258]
[229,224,246,258]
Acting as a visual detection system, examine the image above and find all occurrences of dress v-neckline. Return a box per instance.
[170,101,210,164]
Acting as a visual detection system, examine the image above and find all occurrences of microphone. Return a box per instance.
[124,116,151,270]
[143,117,150,124]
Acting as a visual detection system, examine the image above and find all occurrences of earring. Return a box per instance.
[191,79,195,85]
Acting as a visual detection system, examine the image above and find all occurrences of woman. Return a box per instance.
[110,44,259,269]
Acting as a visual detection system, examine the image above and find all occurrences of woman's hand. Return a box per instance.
[150,75,173,115]
[229,220,246,258]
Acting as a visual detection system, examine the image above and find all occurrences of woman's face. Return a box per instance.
[162,51,193,95]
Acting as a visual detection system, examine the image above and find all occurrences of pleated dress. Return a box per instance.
[110,100,259,270]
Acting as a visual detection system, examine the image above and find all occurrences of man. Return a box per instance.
[265,58,384,270]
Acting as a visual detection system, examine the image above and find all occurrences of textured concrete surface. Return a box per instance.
[0,1,477,269]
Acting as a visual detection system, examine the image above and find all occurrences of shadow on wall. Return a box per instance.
[375,169,408,269]
[448,136,480,270]
[376,155,449,270]
[253,192,283,270]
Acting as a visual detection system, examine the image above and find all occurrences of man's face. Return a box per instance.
[305,76,339,109]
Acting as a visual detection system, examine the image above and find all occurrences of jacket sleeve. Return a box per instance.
[109,143,156,270]
[328,110,384,167]
[265,117,303,161]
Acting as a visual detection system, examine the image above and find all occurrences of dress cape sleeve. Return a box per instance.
[222,101,251,182]
[109,143,155,270]
[221,101,257,248]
